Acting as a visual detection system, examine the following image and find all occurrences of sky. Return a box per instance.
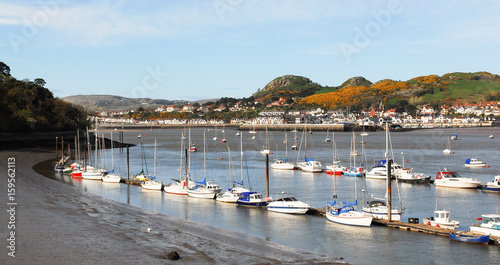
[1,0,500,102]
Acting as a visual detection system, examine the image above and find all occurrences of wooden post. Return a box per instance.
[127,146,130,182]
[55,136,58,162]
[266,153,269,198]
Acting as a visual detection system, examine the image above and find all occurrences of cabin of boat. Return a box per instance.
[236,191,269,207]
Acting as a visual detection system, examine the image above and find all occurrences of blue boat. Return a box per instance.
[482,175,500,192]
[236,192,269,207]
[449,233,490,244]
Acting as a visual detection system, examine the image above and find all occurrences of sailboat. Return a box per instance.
[325,145,373,226]
[443,137,452,154]
[216,147,240,203]
[296,122,322,173]
[141,139,163,191]
[101,132,121,183]
[213,125,218,141]
[82,128,104,180]
[187,131,218,199]
[342,133,363,177]
[221,125,227,143]
[362,122,404,221]
[325,132,345,176]
[271,130,295,170]
[260,125,271,155]
[163,132,192,195]
[325,128,331,142]
[291,127,298,150]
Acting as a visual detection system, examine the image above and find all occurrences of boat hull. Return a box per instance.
[163,184,189,195]
[236,200,269,207]
[267,206,309,214]
[102,174,121,183]
[187,190,216,199]
[469,226,500,237]
[326,210,373,227]
[434,180,481,189]
[450,233,490,244]
[141,183,162,191]
[82,171,103,180]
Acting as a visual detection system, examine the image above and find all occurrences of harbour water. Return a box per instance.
[57,126,500,265]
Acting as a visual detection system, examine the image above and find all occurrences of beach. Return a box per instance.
[0,148,343,264]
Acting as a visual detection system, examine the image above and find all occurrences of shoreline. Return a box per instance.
[0,147,344,264]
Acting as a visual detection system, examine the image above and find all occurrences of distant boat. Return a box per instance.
[443,137,452,154]
[464,158,487,167]
[489,135,495,139]
[434,169,481,188]
[449,233,490,244]
[451,134,461,140]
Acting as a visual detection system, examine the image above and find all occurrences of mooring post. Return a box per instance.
[127,146,130,182]
[266,153,269,198]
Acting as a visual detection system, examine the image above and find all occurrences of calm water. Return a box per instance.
[58,126,500,265]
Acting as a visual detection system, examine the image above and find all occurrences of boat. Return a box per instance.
[489,134,495,139]
[249,126,257,134]
[449,232,490,244]
[267,192,310,214]
[296,123,322,172]
[101,132,121,183]
[271,131,295,170]
[362,122,404,221]
[325,132,346,176]
[236,191,270,207]
[326,152,373,226]
[213,125,218,141]
[325,128,331,142]
[342,132,364,177]
[451,134,461,140]
[189,143,197,152]
[235,132,240,136]
[187,131,217,199]
[423,209,460,230]
[141,139,162,191]
[260,126,271,155]
[164,132,191,195]
[365,160,403,180]
[443,137,453,154]
[464,158,487,167]
[482,175,500,192]
[434,169,481,188]
[397,168,431,184]
[82,130,104,180]
[217,136,250,203]
[469,214,500,237]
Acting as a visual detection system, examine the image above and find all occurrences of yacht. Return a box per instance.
[434,170,481,188]
[464,158,487,167]
[267,192,310,214]
[469,214,500,237]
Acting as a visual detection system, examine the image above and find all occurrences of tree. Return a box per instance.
[34,78,46,87]
[0,61,11,76]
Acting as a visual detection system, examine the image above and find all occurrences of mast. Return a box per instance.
[110,132,114,170]
[240,131,244,184]
[203,131,206,180]
[228,147,233,190]
[353,131,358,204]
[285,130,288,160]
[154,138,157,178]
[386,121,392,221]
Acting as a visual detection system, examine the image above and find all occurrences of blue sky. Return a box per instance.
[1,0,499,101]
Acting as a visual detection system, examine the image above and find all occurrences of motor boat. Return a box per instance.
[469,214,500,237]
[464,158,487,167]
[434,170,481,188]
[482,175,500,192]
[267,192,310,214]
[423,209,460,230]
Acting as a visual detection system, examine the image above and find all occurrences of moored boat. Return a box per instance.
[236,191,270,207]
[397,168,431,184]
[482,175,500,192]
[326,201,373,227]
[469,214,500,237]
[423,209,460,230]
[449,232,490,244]
[267,192,310,214]
[464,158,487,167]
[434,170,481,188]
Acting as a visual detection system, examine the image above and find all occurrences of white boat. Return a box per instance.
[267,192,310,214]
[482,175,500,192]
[82,170,103,180]
[216,190,239,203]
[464,158,487,167]
[489,134,494,139]
[164,181,190,195]
[469,214,500,237]
[325,132,346,176]
[365,160,403,180]
[271,159,295,170]
[362,199,403,221]
[260,125,271,155]
[397,168,431,184]
[236,191,270,207]
[423,209,460,230]
[451,134,461,140]
[187,184,216,199]
[297,159,323,173]
[164,132,192,195]
[141,179,163,191]
[102,173,121,183]
[326,202,373,227]
[434,170,481,188]
[362,122,404,221]
[443,137,452,154]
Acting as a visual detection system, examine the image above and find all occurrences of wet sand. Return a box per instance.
[0,148,344,264]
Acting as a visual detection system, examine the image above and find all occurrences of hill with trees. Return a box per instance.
[0,62,89,132]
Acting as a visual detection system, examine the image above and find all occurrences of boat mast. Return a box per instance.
[353,131,358,204]
[203,131,206,180]
[228,147,233,190]
[386,121,392,222]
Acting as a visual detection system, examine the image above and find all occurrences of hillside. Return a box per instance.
[0,62,88,132]
[62,95,191,112]
[299,72,500,110]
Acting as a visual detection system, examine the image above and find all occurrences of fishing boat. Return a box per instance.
[482,175,500,192]
[464,158,487,167]
[423,209,460,230]
[469,214,500,237]
[236,192,270,207]
[267,192,310,214]
[434,169,481,188]
[397,168,431,184]
[449,232,490,244]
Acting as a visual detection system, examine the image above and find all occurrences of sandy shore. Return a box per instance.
[0,148,345,264]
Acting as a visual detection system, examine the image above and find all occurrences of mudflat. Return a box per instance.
[0,148,344,264]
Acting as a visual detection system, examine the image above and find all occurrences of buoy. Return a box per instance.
[436,224,440,228]
[427,222,431,225]
[486,165,490,168]
[220,157,223,160]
